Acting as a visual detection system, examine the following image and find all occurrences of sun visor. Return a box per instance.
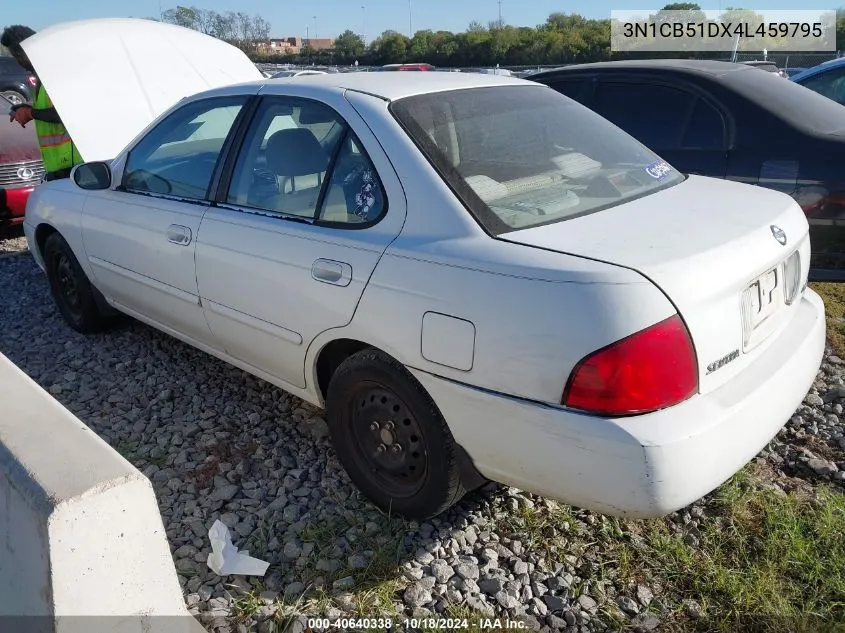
[21,18,263,161]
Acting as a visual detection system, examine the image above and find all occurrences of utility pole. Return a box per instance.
[498,0,503,27]
[409,0,413,37]
[361,5,366,43]
[313,16,317,40]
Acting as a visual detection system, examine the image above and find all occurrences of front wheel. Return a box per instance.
[326,349,466,519]
[1,90,26,106]
[43,232,111,334]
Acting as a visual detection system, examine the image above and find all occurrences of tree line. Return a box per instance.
[152,6,271,52]
[155,4,845,67]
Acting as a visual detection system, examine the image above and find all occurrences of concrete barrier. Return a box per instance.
[0,352,204,633]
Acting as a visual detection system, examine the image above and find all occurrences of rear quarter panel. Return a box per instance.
[341,237,678,405]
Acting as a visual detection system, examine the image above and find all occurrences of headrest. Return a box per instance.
[265,128,328,177]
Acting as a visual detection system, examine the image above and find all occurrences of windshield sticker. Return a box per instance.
[350,169,377,219]
[341,164,377,219]
[645,161,673,180]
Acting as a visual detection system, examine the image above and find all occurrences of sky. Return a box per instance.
[2,0,839,42]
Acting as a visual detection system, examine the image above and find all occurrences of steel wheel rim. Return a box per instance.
[53,252,81,313]
[3,92,23,105]
[350,383,428,498]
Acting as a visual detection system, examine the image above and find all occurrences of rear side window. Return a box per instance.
[226,97,386,226]
[543,77,593,105]
[682,99,726,150]
[590,81,696,150]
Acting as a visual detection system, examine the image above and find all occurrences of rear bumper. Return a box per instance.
[412,289,825,517]
[1,186,33,225]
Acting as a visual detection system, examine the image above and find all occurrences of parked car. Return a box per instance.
[0,94,44,232]
[25,22,825,521]
[272,69,328,78]
[741,60,787,78]
[783,67,808,79]
[0,55,36,105]
[375,63,435,71]
[790,57,845,105]
[471,68,513,76]
[531,59,845,280]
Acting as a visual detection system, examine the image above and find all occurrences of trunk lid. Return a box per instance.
[503,174,811,394]
[21,18,262,162]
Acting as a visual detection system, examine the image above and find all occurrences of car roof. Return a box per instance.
[533,59,758,78]
[531,59,845,136]
[790,56,845,82]
[251,71,532,101]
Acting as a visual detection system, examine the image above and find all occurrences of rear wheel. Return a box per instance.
[1,90,26,106]
[43,232,111,334]
[326,349,466,519]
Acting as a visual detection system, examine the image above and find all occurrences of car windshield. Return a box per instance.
[390,85,684,235]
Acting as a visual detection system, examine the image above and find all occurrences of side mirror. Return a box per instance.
[72,162,112,191]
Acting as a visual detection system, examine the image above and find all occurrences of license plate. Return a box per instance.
[742,266,784,349]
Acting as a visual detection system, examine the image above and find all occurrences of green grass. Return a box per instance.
[292,510,410,617]
[115,441,137,461]
[246,519,273,561]
[810,282,845,356]
[147,454,169,467]
[590,466,845,632]
[490,499,579,560]
[230,587,266,620]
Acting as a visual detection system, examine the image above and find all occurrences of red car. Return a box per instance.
[376,63,435,71]
[1,94,44,231]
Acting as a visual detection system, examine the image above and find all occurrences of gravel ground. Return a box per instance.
[0,233,27,254]
[1,238,843,633]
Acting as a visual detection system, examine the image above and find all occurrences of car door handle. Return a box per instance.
[311,259,352,287]
[167,224,192,246]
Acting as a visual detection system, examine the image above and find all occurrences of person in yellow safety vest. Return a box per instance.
[2,25,83,181]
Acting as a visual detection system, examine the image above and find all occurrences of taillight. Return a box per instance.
[562,314,698,416]
[27,75,36,86]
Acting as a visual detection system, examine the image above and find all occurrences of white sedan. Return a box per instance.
[25,71,824,520]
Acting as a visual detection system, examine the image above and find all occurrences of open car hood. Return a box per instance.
[21,18,262,162]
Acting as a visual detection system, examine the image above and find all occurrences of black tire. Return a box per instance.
[43,232,110,334]
[326,348,466,519]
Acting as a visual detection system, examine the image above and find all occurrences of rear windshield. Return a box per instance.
[725,66,845,135]
[390,85,684,235]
